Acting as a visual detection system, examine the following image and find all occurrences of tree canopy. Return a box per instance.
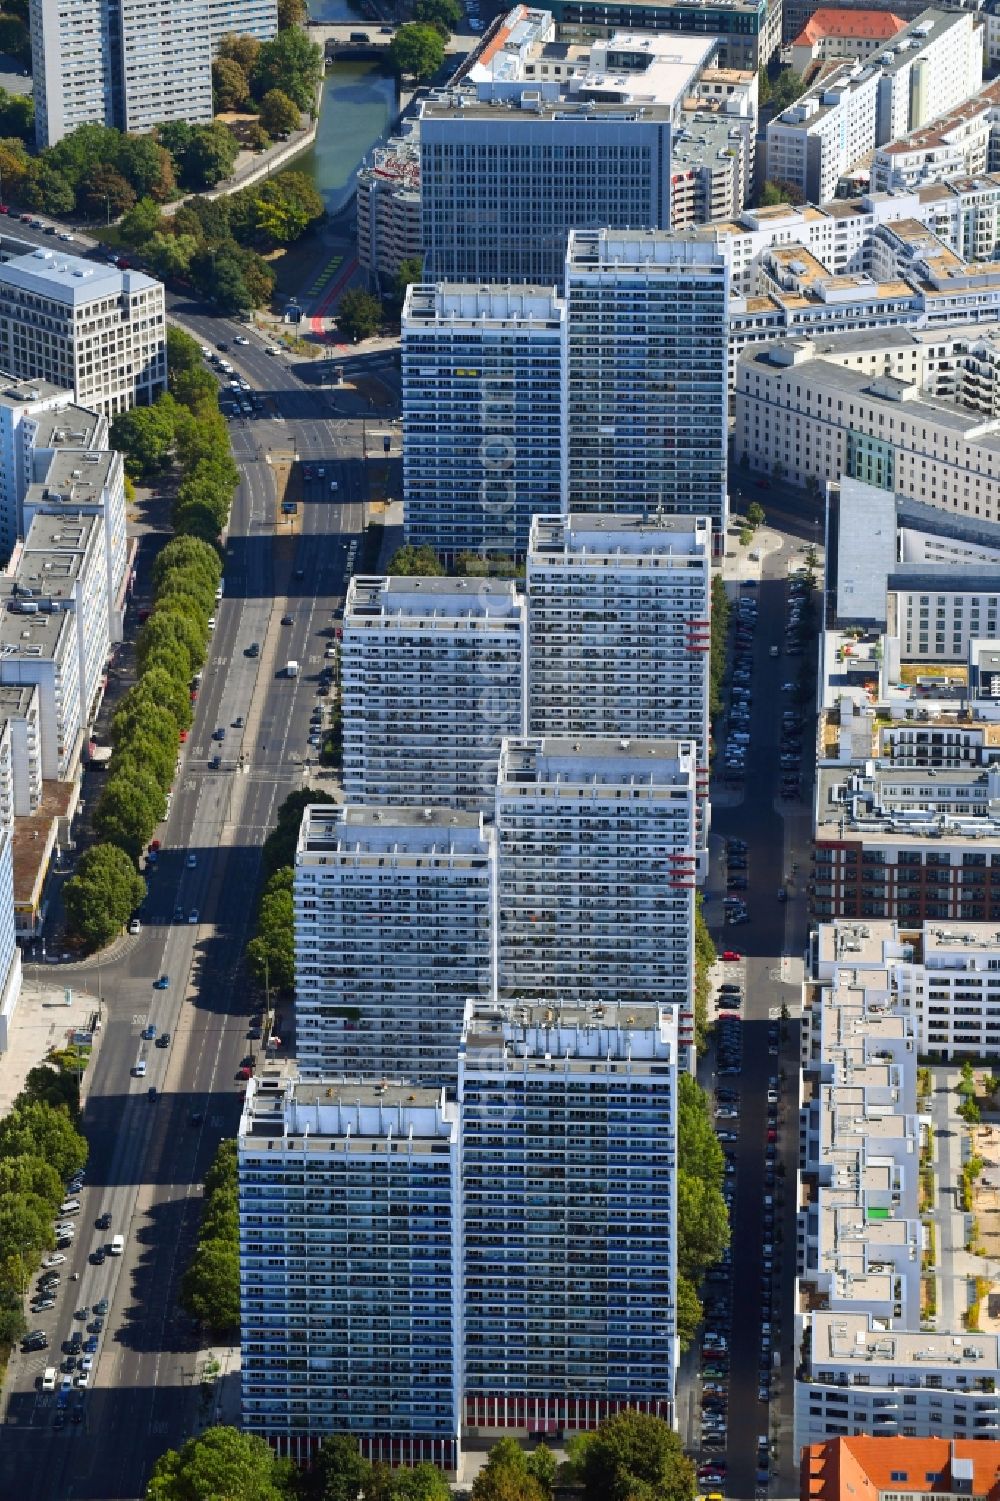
[64,843,146,950]
[252,27,323,111]
[389,22,446,79]
[336,288,383,342]
[569,1411,696,1501]
[146,1426,296,1501]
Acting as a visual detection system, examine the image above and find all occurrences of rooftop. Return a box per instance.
[240,1065,457,1147]
[31,406,104,453]
[345,573,525,622]
[880,76,1000,156]
[801,1435,1000,1501]
[0,377,68,409]
[403,283,564,328]
[28,449,116,508]
[498,734,697,784]
[530,510,712,558]
[0,249,158,306]
[792,8,906,46]
[297,804,494,860]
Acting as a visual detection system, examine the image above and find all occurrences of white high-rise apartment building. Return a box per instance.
[459,998,679,1435]
[526,512,712,774]
[0,251,166,416]
[30,0,275,146]
[873,8,983,148]
[342,575,526,809]
[0,379,80,555]
[495,737,698,1060]
[564,230,729,538]
[294,804,496,1085]
[765,63,879,205]
[24,446,129,643]
[239,1065,461,1469]
[401,284,565,558]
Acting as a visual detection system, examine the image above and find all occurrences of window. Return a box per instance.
[891,1473,908,1483]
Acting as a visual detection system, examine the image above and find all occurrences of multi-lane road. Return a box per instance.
[0,273,375,1497]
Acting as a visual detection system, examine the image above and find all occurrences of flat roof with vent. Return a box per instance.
[31,405,103,452]
[0,249,157,306]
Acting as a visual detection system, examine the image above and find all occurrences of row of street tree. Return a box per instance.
[0,1070,89,1353]
[63,330,232,949]
[147,1410,698,1500]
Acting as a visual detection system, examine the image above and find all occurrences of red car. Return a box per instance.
[237,1066,252,1080]
[149,839,161,852]
[721,950,742,962]
[179,730,188,743]
[0,204,9,215]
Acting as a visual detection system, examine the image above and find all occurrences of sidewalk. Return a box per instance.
[0,977,103,1116]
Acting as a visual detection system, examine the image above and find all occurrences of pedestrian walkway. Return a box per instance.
[0,978,103,1116]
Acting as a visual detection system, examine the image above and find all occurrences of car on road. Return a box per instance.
[141,1024,156,1040]
[96,1212,111,1230]
[186,853,197,867]
[90,1248,105,1265]
[173,905,184,922]
[188,909,199,924]
[155,1032,170,1048]
[233,716,244,728]
[213,726,226,741]
[87,1318,103,1334]
[93,1299,108,1317]
[245,641,260,657]
[281,614,293,625]
[233,335,250,346]
[721,950,742,962]
[216,342,229,352]
[153,974,170,989]
[84,1336,98,1353]
[237,1065,252,1080]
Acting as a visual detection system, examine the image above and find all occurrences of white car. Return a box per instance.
[42,1254,66,1269]
[74,1370,90,1388]
[188,909,199,925]
[200,346,211,358]
[128,918,141,935]
[234,335,250,346]
[186,853,197,868]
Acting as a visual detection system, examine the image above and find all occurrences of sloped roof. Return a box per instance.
[802,1437,1000,1501]
[793,7,906,45]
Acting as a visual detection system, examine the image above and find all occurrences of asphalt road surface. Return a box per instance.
[0,297,368,1500]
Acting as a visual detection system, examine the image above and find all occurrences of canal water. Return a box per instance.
[298,5,400,217]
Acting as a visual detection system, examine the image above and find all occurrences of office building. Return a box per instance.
[550,0,780,70]
[239,1063,461,1468]
[495,737,698,1058]
[401,284,565,558]
[0,250,166,416]
[419,10,714,283]
[526,512,712,776]
[795,923,1000,1449]
[357,129,422,284]
[342,576,525,809]
[294,804,496,1086]
[565,230,729,536]
[459,998,679,1435]
[766,63,879,205]
[801,1436,1000,1501]
[789,9,906,74]
[734,330,1000,521]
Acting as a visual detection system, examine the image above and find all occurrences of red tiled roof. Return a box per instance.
[802,1437,1000,1501]
[793,7,906,45]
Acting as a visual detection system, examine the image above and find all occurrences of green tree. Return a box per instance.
[277,0,306,26]
[240,249,276,307]
[0,1153,62,1208]
[116,133,175,200]
[746,499,766,529]
[390,1464,452,1501]
[137,611,203,680]
[389,22,445,79]
[252,27,323,111]
[188,123,240,188]
[526,1447,557,1496]
[92,768,165,859]
[218,32,263,74]
[119,195,164,244]
[676,1272,703,1349]
[154,534,222,593]
[387,544,445,576]
[390,255,424,307]
[0,1287,26,1346]
[0,1192,53,1265]
[770,67,805,111]
[0,89,32,143]
[258,88,300,137]
[63,843,146,949]
[146,1426,295,1500]
[337,287,383,341]
[115,731,178,794]
[678,1073,725,1189]
[472,1441,546,1501]
[246,867,294,992]
[413,0,461,30]
[203,1138,237,1199]
[305,1435,373,1501]
[759,176,804,207]
[0,14,30,63]
[245,121,271,151]
[144,231,199,284]
[82,163,136,221]
[110,402,176,477]
[129,667,194,732]
[0,1100,88,1182]
[261,788,336,877]
[572,1410,696,1501]
[213,55,251,112]
[29,160,75,215]
[180,1234,240,1331]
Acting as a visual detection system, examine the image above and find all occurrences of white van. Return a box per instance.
[41,1367,56,1392]
[110,1234,124,1256]
[132,1058,146,1078]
